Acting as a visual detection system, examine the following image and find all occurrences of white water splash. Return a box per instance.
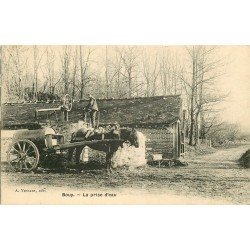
[111,131,146,168]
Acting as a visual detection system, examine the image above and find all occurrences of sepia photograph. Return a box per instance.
[1,1,250,250]
[1,45,249,204]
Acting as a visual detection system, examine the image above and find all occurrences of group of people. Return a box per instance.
[81,93,120,136]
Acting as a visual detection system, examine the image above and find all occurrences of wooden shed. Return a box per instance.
[90,95,185,160]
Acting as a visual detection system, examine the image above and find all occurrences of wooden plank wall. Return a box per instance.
[139,127,174,158]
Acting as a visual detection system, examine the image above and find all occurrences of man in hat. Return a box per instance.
[83,94,99,128]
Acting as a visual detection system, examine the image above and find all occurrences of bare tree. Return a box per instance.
[117,46,140,97]
[110,47,125,97]
[160,47,170,95]
[6,46,29,101]
[142,50,160,97]
[46,47,54,93]
[102,46,122,98]
[1,47,12,102]
[32,46,46,100]
[71,46,78,99]
[170,54,183,95]
[207,121,241,145]
[180,46,226,145]
[104,46,110,98]
[60,46,72,95]
[159,47,183,95]
[79,46,94,99]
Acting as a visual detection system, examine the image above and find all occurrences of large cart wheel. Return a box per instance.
[7,139,40,172]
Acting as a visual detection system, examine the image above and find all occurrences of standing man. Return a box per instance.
[83,94,99,128]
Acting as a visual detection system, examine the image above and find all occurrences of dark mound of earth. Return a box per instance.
[239,149,250,168]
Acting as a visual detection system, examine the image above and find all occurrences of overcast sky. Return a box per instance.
[216,46,250,131]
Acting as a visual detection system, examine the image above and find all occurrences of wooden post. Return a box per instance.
[64,110,68,121]
[106,145,112,170]
[172,123,176,159]
[60,109,64,122]
[81,146,89,162]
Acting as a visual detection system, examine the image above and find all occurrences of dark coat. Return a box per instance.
[86,97,99,111]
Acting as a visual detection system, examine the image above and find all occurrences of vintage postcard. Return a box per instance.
[0,45,249,204]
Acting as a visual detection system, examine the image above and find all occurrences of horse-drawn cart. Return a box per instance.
[4,122,125,172]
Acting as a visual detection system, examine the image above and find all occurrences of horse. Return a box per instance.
[68,127,140,170]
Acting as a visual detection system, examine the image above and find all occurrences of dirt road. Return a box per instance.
[189,144,250,164]
[1,144,250,204]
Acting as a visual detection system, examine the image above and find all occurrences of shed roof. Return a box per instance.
[2,95,182,127]
[88,95,182,126]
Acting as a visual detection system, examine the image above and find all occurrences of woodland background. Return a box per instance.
[0,45,246,145]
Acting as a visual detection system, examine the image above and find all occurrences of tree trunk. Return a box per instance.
[188,56,196,146]
[194,112,200,146]
[128,71,132,97]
